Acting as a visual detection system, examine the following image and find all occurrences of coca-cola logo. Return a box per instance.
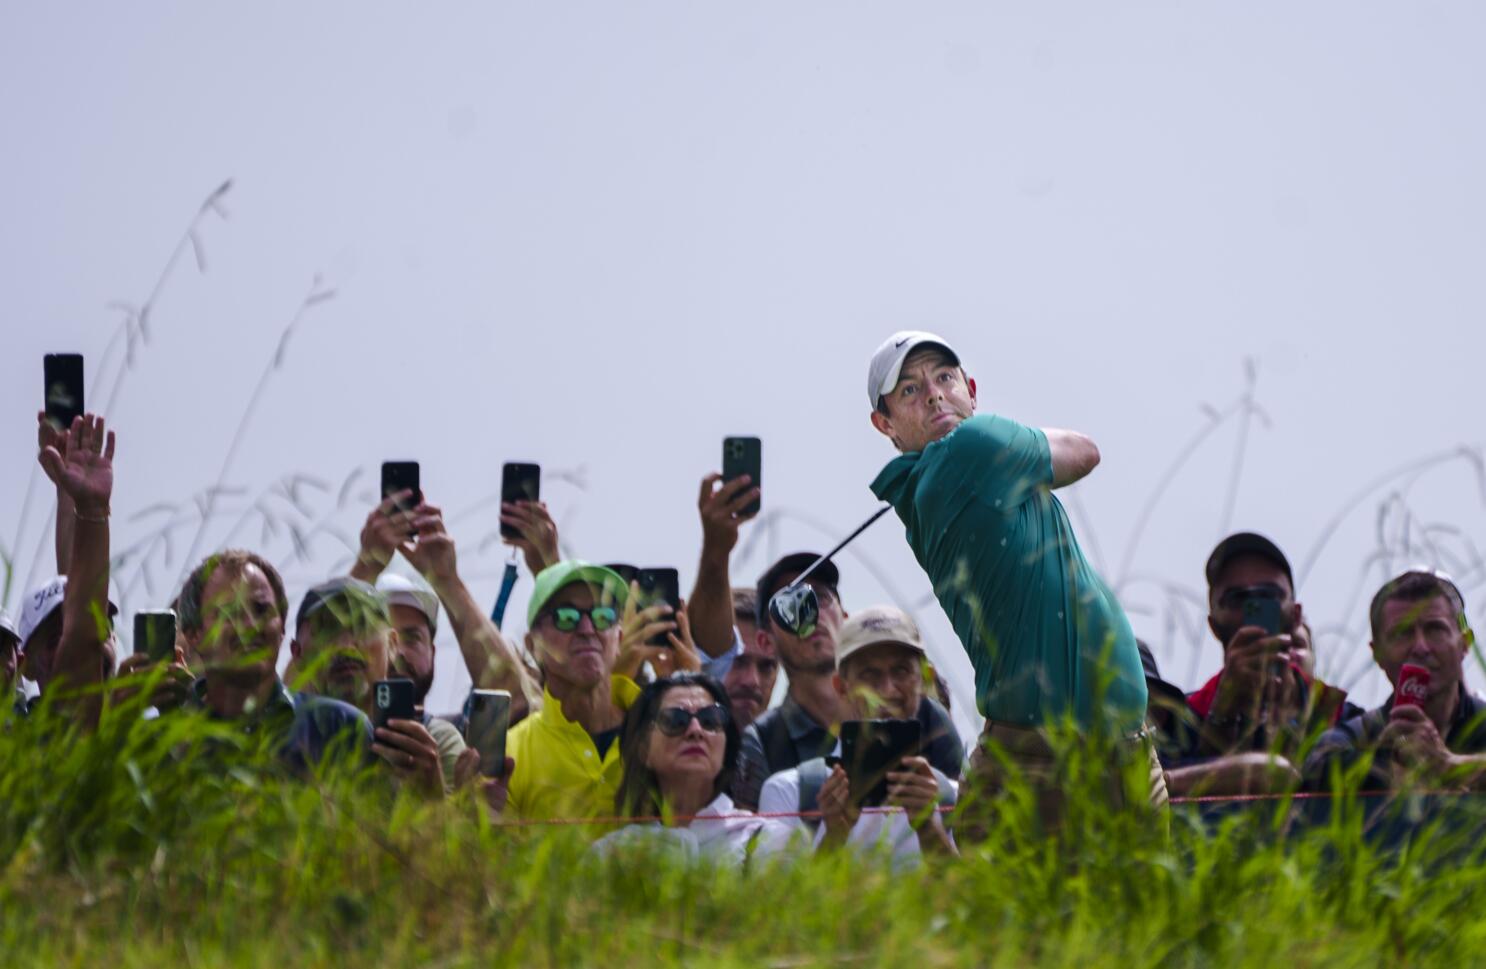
[1398,667,1431,705]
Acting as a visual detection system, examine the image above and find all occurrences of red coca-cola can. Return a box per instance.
[1396,663,1432,708]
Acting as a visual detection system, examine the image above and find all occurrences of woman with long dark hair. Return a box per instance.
[594,672,800,864]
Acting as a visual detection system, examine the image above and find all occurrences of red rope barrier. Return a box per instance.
[487,789,1481,827]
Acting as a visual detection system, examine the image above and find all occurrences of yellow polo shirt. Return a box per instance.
[506,675,641,822]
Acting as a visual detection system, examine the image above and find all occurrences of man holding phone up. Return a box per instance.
[350,490,538,722]
[866,332,1159,827]
[288,577,467,795]
[1184,534,1353,766]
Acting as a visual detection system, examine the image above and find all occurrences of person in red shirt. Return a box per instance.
[1165,533,1355,797]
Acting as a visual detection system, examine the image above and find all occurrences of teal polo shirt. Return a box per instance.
[870,413,1147,733]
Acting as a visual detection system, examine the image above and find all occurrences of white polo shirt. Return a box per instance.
[591,792,806,866]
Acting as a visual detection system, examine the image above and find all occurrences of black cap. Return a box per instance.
[755,552,841,627]
[1205,532,1293,589]
[295,577,391,634]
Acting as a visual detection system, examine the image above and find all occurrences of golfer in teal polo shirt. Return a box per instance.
[866,331,1159,817]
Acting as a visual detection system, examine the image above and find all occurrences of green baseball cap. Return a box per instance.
[527,561,629,627]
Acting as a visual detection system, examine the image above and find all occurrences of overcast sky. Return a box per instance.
[3,3,1482,734]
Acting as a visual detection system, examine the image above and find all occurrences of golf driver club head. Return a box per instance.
[768,583,820,639]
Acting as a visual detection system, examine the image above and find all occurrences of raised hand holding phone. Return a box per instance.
[381,462,421,511]
[500,498,558,576]
[721,436,762,518]
[499,463,541,540]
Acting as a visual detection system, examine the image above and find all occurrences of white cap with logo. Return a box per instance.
[18,576,120,651]
[866,331,961,408]
[376,572,440,635]
[18,577,68,650]
[835,604,927,669]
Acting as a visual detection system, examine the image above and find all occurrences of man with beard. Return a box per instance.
[375,572,472,791]
[1170,533,1354,796]
[288,577,464,795]
[350,491,539,724]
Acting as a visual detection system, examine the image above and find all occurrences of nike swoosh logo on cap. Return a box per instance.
[895,337,910,348]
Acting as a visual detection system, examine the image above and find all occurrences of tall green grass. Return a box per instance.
[4,688,1485,968]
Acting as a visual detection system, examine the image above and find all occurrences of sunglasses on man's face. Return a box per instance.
[546,605,618,633]
[654,703,730,737]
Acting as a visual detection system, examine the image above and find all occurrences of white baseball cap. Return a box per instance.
[376,573,440,635]
[17,576,119,651]
[866,331,961,407]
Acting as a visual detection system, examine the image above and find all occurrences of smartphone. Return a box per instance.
[381,461,422,511]
[372,678,417,730]
[722,437,762,517]
[839,719,923,809]
[465,689,512,778]
[636,567,681,647]
[43,354,85,430]
[1241,597,1285,637]
[133,610,178,664]
[500,463,542,539]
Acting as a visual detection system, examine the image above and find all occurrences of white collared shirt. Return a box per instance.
[592,792,805,866]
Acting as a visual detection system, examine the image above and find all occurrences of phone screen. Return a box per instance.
[133,610,178,664]
[722,437,762,517]
[381,461,421,511]
[465,689,512,777]
[1241,597,1285,637]
[500,463,541,538]
[43,354,85,430]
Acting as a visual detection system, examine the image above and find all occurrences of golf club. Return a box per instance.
[767,504,894,638]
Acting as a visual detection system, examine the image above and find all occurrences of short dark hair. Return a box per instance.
[731,588,758,628]
[178,549,290,636]
[1369,571,1468,642]
[614,672,740,819]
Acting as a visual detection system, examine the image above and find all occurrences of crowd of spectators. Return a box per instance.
[6,329,1483,869]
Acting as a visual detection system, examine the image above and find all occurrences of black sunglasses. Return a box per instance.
[654,703,730,737]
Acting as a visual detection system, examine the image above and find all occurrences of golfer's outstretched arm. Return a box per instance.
[1043,428,1100,489]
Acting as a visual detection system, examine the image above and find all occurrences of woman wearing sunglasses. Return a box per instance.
[594,672,802,865]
